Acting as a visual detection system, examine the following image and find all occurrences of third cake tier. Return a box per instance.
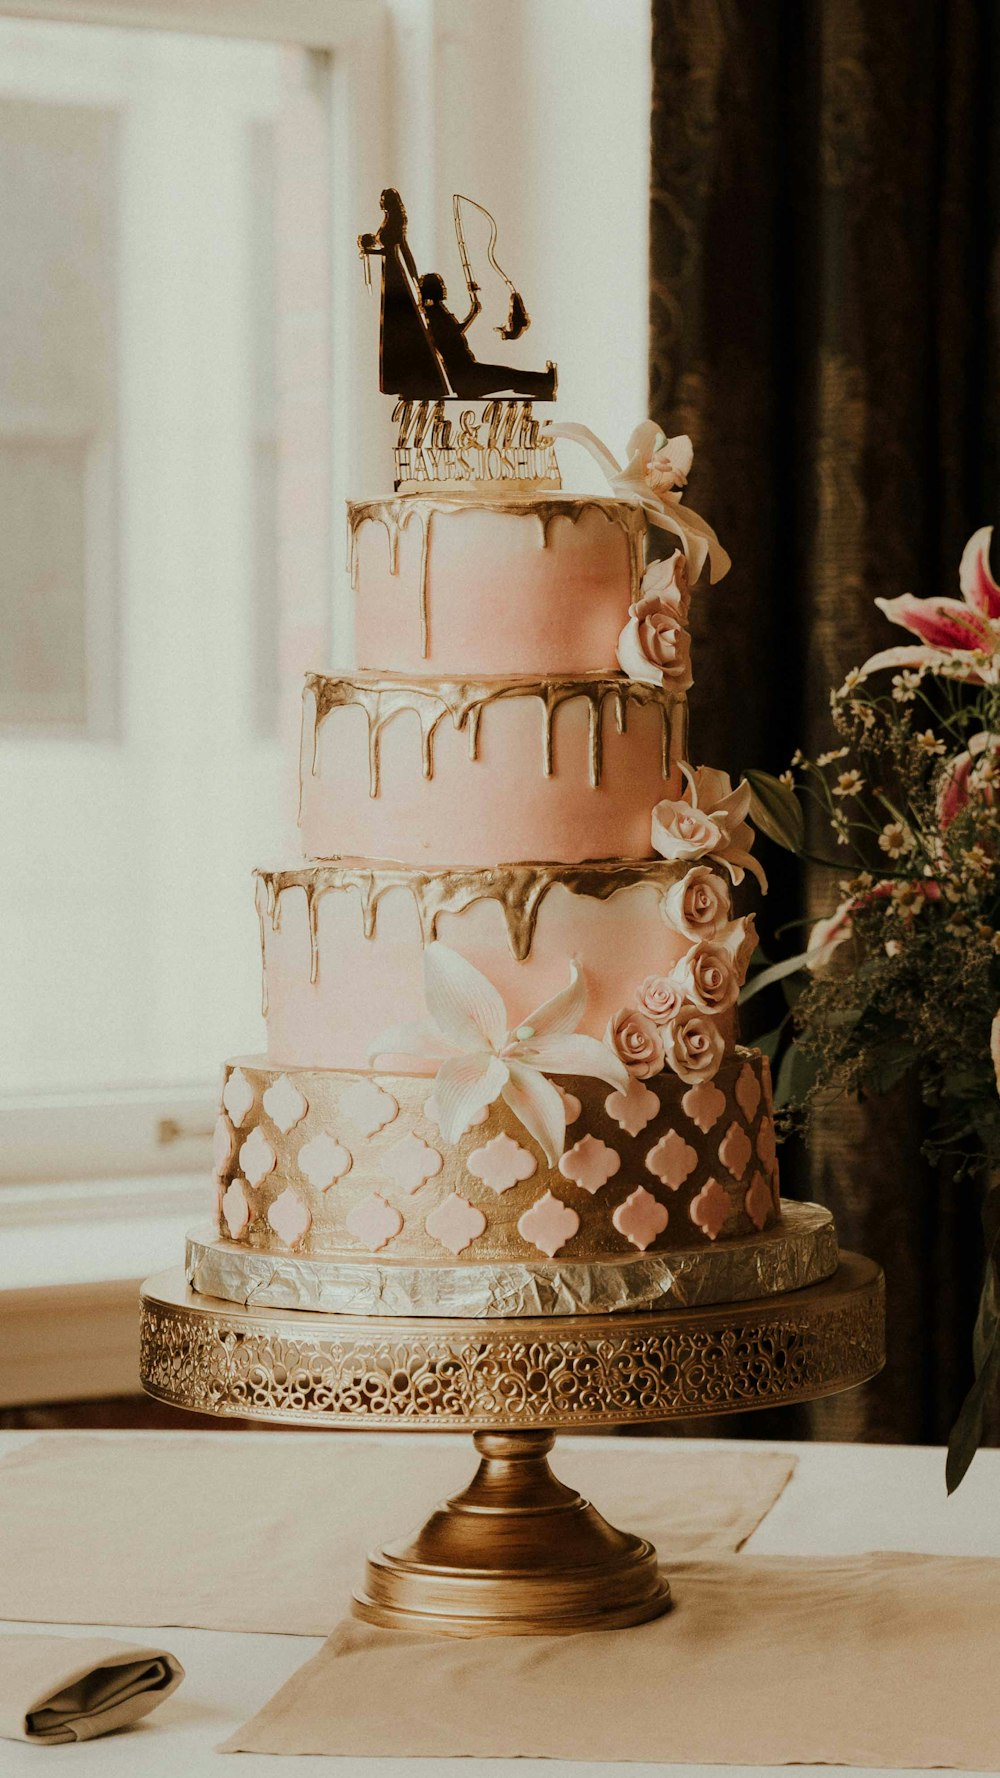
[299,671,685,866]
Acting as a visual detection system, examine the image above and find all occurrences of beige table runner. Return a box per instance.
[0,1433,794,1636]
[224,1551,1000,1768]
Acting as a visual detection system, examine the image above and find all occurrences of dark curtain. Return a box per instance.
[650,0,1000,1444]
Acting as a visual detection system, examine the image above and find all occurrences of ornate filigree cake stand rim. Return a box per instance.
[139,1252,883,1431]
[139,1255,884,1636]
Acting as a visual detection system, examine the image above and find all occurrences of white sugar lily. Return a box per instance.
[540,418,731,584]
[370,943,628,1165]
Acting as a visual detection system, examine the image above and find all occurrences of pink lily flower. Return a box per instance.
[937,732,1000,828]
[856,528,1000,684]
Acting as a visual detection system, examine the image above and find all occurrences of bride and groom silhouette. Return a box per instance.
[359,189,557,403]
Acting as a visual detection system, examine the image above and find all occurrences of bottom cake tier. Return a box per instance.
[205,1047,816,1316]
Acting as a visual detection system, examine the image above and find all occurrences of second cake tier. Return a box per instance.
[256,856,748,1071]
[299,671,684,866]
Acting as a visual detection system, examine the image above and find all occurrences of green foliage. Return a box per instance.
[746,654,1000,1484]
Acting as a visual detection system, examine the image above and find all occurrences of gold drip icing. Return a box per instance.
[303,670,681,798]
[255,855,687,979]
[346,494,647,660]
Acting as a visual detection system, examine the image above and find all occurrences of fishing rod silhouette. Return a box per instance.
[359,188,556,401]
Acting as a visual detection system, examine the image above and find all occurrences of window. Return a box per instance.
[0,18,333,1177]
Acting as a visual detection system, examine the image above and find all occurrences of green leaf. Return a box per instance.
[755,1019,790,1062]
[746,769,806,853]
[739,949,812,1006]
[775,1041,819,1110]
[947,1255,1000,1492]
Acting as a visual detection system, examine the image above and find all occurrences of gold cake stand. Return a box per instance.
[139,1254,884,1635]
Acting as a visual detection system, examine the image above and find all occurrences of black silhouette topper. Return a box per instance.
[358,188,557,402]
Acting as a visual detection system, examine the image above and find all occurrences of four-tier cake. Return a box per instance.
[190,417,838,1322]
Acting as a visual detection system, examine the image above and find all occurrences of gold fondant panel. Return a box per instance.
[213,1049,780,1270]
[302,670,684,797]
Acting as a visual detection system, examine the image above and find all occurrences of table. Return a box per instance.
[1,1430,998,1776]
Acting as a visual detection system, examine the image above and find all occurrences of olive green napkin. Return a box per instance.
[0,1634,183,1744]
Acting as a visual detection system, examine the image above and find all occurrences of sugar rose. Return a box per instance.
[663,864,732,938]
[636,976,688,1025]
[672,943,739,1014]
[652,763,767,889]
[606,1007,665,1079]
[641,549,691,617]
[616,594,693,691]
[662,1005,725,1085]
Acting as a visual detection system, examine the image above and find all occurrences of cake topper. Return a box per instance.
[359,187,560,491]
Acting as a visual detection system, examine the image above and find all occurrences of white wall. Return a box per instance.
[366,0,651,507]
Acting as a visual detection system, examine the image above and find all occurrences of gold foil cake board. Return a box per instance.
[185,1200,838,1319]
[140,1253,883,1431]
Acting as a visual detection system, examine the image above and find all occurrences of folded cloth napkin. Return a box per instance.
[0,1635,183,1744]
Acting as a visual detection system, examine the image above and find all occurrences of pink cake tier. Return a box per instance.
[298,671,685,866]
[255,857,738,1072]
[348,493,646,676]
[212,1049,780,1271]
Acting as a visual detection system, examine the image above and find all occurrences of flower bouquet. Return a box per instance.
[746,529,1000,1487]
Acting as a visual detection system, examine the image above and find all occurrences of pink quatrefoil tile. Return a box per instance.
[613,1186,669,1252]
[297,1132,352,1191]
[718,1121,753,1182]
[345,1192,403,1253]
[424,1092,488,1136]
[554,1084,582,1126]
[267,1186,312,1249]
[383,1134,444,1195]
[734,1063,762,1124]
[341,1079,399,1137]
[756,1117,777,1174]
[689,1177,731,1241]
[558,1135,620,1195]
[467,1132,536,1195]
[604,1076,659,1137]
[745,1171,773,1231]
[222,1068,254,1129]
[212,1114,233,1180]
[221,1177,251,1240]
[239,1127,277,1189]
[424,1193,487,1255]
[645,1129,698,1191]
[681,1079,726,1134]
[517,1191,580,1258]
[262,1074,309,1134]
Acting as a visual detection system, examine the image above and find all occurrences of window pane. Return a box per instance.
[0,97,117,732]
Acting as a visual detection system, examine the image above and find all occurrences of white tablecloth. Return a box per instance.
[1,1430,997,1776]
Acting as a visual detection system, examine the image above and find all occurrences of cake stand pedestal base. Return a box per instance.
[352,1428,670,1635]
[139,1255,884,1636]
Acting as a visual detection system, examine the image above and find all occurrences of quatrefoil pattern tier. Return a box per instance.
[211,1051,778,1264]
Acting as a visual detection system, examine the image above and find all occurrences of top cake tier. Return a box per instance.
[348,492,646,676]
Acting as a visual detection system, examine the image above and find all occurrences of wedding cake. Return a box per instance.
[188,192,837,1321]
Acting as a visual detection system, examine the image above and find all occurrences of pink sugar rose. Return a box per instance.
[652,764,767,889]
[617,593,693,691]
[641,549,691,617]
[636,975,688,1025]
[662,1004,725,1086]
[662,864,732,938]
[606,1007,665,1079]
[672,942,739,1014]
